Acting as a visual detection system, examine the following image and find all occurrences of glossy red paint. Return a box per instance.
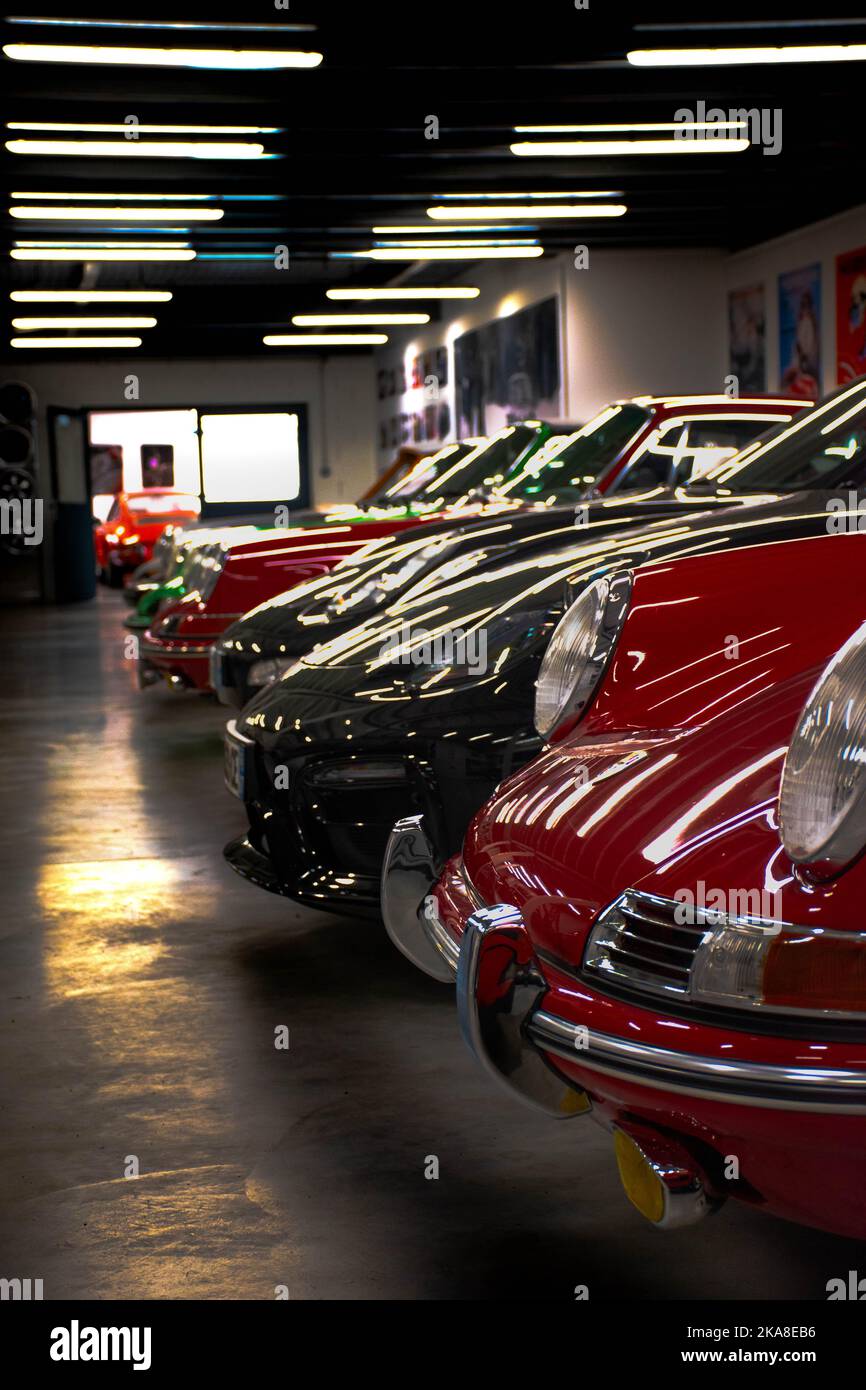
[94,490,200,579]
[437,532,866,1237]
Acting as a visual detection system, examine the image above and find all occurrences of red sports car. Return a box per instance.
[383,532,866,1238]
[94,489,201,587]
[137,396,802,692]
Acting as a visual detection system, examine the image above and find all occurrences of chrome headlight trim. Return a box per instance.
[534,570,632,740]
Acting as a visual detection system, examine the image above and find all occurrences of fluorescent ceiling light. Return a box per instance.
[11,248,195,260]
[2,43,323,69]
[433,190,622,199]
[6,18,317,32]
[326,287,480,300]
[11,289,172,302]
[346,247,544,261]
[15,240,189,248]
[511,138,749,156]
[7,121,280,134]
[374,239,537,247]
[628,45,866,66]
[292,313,430,326]
[371,224,531,234]
[10,204,224,220]
[6,139,269,159]
[428,203,626,218]
[514,121,746,133]
[12,316,157,329]
[264,334,388,346]
[11,336,143,348]
[11,191,217,200]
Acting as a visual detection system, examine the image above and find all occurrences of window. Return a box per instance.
[200,412,301,505]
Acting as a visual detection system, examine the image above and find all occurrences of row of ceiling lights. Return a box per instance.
[7,18,866,349]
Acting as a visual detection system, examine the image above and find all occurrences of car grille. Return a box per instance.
[583,889,710,1000]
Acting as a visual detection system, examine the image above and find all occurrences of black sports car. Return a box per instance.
[222,381,866,919]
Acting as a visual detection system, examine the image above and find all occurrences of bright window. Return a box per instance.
[200,412,300,504]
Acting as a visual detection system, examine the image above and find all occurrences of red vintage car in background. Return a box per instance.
[137,395,803,692]
[94,489,201,587]
[383,532,866,1238]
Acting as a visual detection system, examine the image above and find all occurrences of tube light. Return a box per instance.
[346,247,544,261]
[15,240,189,248]
[514,121,746,132]
[628,45,866,67]
[11,290,173,302]
[7,122,280,134]
[11,191,216,200]
[291,313,430,326]
[433,190,622,199]
[6,139,269,159]
[11,337,143,348]
[325,287,480,300]
[5,18,317,32]
[428,203,626,218]
[2,43,324,70]
[12,317,157,330]
[11,248,195,260]
[511,138,749,156]
[10,205,224,220]
[264,334,388,346]
[371,224,531,234]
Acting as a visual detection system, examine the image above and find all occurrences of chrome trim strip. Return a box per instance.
[530,1011,866,1113]
[139,641,212,659]
[381,816,453,982]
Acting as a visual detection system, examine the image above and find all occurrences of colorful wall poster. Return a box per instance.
[728,284,766,392]
[835,245,866,385]
[778,264,821,398]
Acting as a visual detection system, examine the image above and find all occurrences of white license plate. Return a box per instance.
[224,736,246,799]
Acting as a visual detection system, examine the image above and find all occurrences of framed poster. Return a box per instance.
[836,245,866,384]
[728,284,765,392]
[778,264,821,398]
[454,296,560,436]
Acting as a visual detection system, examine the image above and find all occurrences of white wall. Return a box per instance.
[374,248,727,463]
[725,203,866,396]
[0,353,377,508]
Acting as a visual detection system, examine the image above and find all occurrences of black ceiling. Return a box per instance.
[1,1,865,358]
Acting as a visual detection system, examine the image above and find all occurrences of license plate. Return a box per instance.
[224,735,246,799]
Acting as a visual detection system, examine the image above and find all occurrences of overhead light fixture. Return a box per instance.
[428,203,626,218]
[264,334,388,346]
[11,289,172,302]
[6,139,270,159]
[433,190,622,199]
[7,121,281,134]
[291,313,430,326]
[371,223,533,234]
[326,287,480,300]
[374,239,537,248]
[628,45,866,66]
[11,248,195,260]
[11,336,143,348]
[12,316,157,330]
[10,204,224,220]
[514,121,746,132]
[5,18,317,32]
[511,138,748,156]
[2,43,323,70]
[11,191,217,200]
[344,247,544,261]
[15,239,189,248]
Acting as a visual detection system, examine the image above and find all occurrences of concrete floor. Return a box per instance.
[0,589,862,1301]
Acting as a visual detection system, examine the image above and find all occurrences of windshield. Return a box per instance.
[128,493,200,517]
[407,425,541,501]
[495,404,650,501]
[376,441,478,501]
[704,379,866,492]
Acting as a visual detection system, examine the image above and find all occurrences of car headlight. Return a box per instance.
[779,618,866,869]
[534,572,632,740]
[183,542,227,602]
[248,657,299,687]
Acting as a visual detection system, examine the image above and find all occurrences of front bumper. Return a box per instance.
[137,635,214,692]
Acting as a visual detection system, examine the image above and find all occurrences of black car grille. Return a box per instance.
[583,889,708,999]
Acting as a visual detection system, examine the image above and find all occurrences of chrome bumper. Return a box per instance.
[381,815,457,982]
[456,906,866,1116]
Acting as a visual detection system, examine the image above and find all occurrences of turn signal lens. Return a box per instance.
[762,932,866,1012]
